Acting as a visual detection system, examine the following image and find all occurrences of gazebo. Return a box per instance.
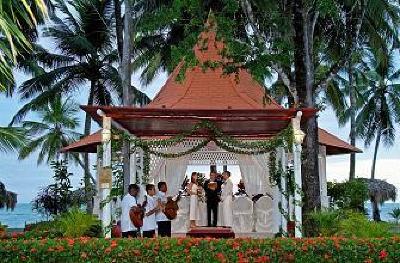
[63,19,361,238]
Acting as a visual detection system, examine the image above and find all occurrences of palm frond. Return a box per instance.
[0,127,27,152]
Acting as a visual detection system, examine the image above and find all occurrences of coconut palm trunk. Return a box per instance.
[371,127,381,180]
[349,62,357,180]
[370,126,382,221]
[83,83,95,214]
[121,0,133,194]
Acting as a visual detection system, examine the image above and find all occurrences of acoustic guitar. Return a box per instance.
[163,177,188,220]
[129,196,146,228]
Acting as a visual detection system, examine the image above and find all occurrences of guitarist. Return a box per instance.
[156,182,171,237]
[121,184,140,238]
[142,184,160,238]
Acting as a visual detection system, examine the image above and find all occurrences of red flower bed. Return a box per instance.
[0,237,399,262]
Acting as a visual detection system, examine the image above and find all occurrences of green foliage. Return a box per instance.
[133,120,293,179]
[389,208,400,224]
[32,160,81,216]
[0,0,48,91]
[18,96,81,165]
[327,180,368,211]
[23,221,63,239]
[0,127,27,153]
[338,212,391,238]
[0,222,6,232]
[56,208,101,238]
[0,181,17,210]
[309,209,343,237]
[23,211,102,239]
[1,237,400,262]
[310,210,392,238]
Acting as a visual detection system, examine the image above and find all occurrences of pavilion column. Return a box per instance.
[319,146,328,208]
[279,147,288,235]
[130,149,137,185]
[291,111,305,238]
[100,116,112,238]
[92,145,102,217]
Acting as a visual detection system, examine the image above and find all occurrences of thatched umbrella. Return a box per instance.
[0,181,17,210]
[358,178,397,221]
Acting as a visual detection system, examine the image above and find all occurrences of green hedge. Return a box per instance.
[0,237,399,262]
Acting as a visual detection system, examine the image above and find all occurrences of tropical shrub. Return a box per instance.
[310,210,392,238]
[21,210,101,239]
[0,222,6,238]
[337,212,391,238]
[389,208,400,224]
[0,237,399,262]
[56,208,101,238]
[309,209,343,237]
[23,221,63,239]
[32,161,83,217]
[327,180,368,211]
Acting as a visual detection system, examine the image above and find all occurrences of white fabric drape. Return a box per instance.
[237,154,272,197]
[161,157,189,196]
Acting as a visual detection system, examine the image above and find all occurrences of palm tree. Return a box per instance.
[18,96,82,165]
[11,0,150,213]
[356,49,400,179]
[355,49,400,221]
[323,0,400,181]
[0,0,50,92]
[0,127,27,152]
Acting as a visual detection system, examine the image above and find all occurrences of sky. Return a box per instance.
[0,37,399,203]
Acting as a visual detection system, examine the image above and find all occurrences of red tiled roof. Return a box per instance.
[318,128,362,155]
[145,19,281,110]
[60,130,101,153]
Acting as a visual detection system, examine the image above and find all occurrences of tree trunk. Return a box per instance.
[371,195,381,221]
[83,83,95,214]
[371,127,381,180]
[349,61,357,180]
[121,0,133,194]
[114,0,123,60]
[292,0,321,236]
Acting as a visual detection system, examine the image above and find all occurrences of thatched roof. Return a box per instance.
[358,178,397,203]
[0,181,17,210]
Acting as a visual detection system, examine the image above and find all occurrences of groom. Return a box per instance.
[204,172,222,227]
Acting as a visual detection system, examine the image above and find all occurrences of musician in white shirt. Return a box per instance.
[156,182,171,237]
[142,184,160,238]
[121,184,140,238]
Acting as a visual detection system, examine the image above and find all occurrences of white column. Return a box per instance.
[92,146,102,217]
[279,148,288,235]
[136,148,145,203]
[100,116,112,238]
[130,151,137,184]
[319,146,328,208]
[291,111,305,238]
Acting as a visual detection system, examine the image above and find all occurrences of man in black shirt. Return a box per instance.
[204,172,222,227]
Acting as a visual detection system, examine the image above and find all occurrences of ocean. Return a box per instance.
[0,202,399,229]
[0,203,46,228]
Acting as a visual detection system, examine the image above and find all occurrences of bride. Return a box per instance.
[188,172,199,228]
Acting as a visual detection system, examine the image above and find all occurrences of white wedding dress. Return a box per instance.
[189,184,199,221]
